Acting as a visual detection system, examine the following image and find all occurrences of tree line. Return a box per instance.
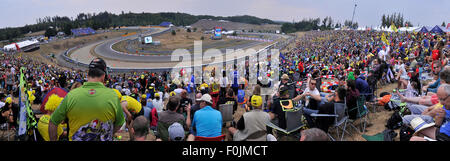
[281,17,357,33]
[0,12,277,42]
[381,12,413,28]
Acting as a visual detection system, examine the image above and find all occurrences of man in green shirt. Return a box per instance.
[49,58,125,141]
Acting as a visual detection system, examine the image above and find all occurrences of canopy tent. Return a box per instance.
[418,26,433,33]
[430,25,445,34]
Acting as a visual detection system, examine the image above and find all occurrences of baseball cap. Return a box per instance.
[5,97,12,104]
[251,95,262,107]
[89,58,108,75]
[141,94,147,99]
[154,93,160,98]
[168,122,185,141]
[196,94,213,104]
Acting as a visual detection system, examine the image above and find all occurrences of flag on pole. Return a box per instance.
[381,32,390,46]
[390,23,398,32]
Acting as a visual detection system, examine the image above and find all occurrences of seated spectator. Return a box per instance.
[228,95,271,141]
[131,116,149,141]
[402,85,450,128]
[303,86,346,132]
[37,95,67,141]
[217,88,238,114]
[354,69,371,95]
[298,79,321,110]
[168,122,185,141]
[422,61,443,94]
[409,117,437,141]
[346,79,360,120]
[397,66,449,106]
[191,94,222,137]
[269,85,303,131]
[299,128,329,141]
[157,96,191,141]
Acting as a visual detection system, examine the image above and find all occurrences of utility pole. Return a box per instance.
[351,1,357,28]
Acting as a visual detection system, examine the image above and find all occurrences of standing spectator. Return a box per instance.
[178,90,192,115]
[120,95,143,140]
[49,58,125,141]
[152,93,164,113]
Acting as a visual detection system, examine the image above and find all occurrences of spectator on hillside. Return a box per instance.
[49,58,125,141]
[299,128,329,141]
[228,95,271,141]
[131,116,149,141]
[190,94,222,137]
[157,96,191,141]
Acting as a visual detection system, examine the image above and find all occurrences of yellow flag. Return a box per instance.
[381,33,390,46]
[390,23,398,32]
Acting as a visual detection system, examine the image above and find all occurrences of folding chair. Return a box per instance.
[265,102,305,140]
[311,102,351,141]
[347,95,370,134]
[0,123,15,141]
[219,104,233,126]
[195,134,226,141]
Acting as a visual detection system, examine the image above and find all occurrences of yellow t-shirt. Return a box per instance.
[37,115,64,141]
[121,96,142,114]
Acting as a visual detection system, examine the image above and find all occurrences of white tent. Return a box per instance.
[398,26,420,32]
[3,39,39,51]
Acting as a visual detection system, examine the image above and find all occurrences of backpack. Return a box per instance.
[385,100,401,111]
[382,129,397,141]
[386,112,402,130]
[399,125,415,141]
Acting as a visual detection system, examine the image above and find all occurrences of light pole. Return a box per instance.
[351,1,357,29]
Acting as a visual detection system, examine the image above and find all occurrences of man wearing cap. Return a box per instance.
[152,92,163,113]
[157,96,191,141]
[228,95,271,141]
[279,74,298,98]
[269,85,303,131]
[139,75,147,94]
[49,58,125,141]
[168,122,185,141]
[191,94,222,137]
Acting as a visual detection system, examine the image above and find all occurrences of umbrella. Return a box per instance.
[40,87,68,114]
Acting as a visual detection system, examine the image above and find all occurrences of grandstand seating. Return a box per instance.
[71,28,96,36]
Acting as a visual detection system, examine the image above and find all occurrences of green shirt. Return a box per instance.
[50,82,125,141]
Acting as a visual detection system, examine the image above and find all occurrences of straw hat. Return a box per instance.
[410,117,435,136]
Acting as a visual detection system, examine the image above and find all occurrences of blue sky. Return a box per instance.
[1,0,449,28]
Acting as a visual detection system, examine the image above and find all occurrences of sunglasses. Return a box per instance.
[310,83,316,85]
